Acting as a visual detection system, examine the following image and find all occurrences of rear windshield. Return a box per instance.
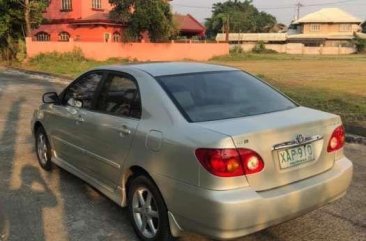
[157,71,297,122]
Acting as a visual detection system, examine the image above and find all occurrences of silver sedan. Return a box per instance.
[31,63,353,241]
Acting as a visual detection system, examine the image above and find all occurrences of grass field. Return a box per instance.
[4,52,366,135]
[211,54,366,135]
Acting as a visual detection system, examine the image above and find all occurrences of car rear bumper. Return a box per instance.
[163,157,353,240]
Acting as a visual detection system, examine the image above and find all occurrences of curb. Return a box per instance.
[346,134,366,146]
[5,66,73,81]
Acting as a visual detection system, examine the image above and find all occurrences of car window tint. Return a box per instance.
[96,74,141,119]
[158,71,297,122]
[63,72,103,109]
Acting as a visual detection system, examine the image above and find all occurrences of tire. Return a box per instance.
[35,127,53,171]
[128,175,175,241]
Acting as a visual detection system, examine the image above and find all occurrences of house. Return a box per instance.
[31,0,204,42]
[32,0,124,42]
[173,14,205,39]
[288,8,362,46]
[216,8,363,48]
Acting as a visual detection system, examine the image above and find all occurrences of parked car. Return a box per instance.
[32,63,353,241]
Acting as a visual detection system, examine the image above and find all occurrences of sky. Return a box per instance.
[171,0,366,25]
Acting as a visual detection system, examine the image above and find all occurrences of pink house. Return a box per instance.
[31,0,204,43]
[32,0,127,42]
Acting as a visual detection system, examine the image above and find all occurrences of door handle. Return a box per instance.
[75,115,85,124]
[119,125,132,137]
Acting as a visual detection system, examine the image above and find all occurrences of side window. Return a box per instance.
[63,72,103,109]
[96,73,141,119]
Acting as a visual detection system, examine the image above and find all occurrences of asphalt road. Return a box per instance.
[0,68,365,241]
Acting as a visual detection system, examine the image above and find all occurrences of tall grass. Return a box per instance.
[27,48,130,77]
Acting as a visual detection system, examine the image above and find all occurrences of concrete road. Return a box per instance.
[0,68,365,241]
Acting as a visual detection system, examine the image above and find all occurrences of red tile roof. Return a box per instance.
[174,14,205,33]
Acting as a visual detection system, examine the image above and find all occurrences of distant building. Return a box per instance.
[289,8,362,46]
[216,33,287,44]
[173,14,206,39]
[32,0,123,42]
[31,0,203,42]
[216,8,364,47]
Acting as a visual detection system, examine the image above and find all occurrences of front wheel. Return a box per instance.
[35,127,52,171]
[128,175,175,241]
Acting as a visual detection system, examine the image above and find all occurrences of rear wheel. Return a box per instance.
[35,127,52,171]
[128,175,175,241]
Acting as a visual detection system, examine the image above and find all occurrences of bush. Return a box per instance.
[29,48,87,64]
[252,41,278,54]
[230,45,243,54]
[16,39,27,62]
[353,36,366,53]
[26,48,133,77]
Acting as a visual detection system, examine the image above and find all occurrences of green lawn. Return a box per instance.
[5,52,366,135]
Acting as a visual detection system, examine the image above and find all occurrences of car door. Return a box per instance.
[72,71,142,189]
[47,71,105,172]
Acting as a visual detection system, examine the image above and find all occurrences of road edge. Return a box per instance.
[5,66,73,81]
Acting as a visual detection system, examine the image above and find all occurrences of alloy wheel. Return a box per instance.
[37,134,48,165]
[132,187,160,239]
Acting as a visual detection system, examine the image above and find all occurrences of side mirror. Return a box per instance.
[42,92,60,104]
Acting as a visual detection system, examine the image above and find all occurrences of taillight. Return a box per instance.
[195,148,264,177]
[327,125,345,152]
[237,149,265,175]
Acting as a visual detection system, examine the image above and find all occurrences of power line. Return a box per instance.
[172,0,361,11]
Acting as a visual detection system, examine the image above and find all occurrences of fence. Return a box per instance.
[25,38,229,61]
[240,43,356,55]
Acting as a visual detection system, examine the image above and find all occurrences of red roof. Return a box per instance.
[174,14,205,33]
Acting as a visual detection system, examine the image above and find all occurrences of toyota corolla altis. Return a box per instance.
[32,63,353,241]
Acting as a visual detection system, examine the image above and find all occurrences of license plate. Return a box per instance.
[278,144,315,169]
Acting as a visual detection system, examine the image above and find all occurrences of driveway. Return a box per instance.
[0,69,365,241]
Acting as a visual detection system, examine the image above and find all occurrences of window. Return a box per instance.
[96,73,141,118]
[35,32,50,41]
[59,32,70,42]
[340,24,352,32]
[92,0,102,9]
[112,32,121,42]
[310,24,321,32]
[61,0,72,11]
[157,71,296,122]
[63,72,104,109]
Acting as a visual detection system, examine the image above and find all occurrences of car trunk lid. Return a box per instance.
[196,107,342,191]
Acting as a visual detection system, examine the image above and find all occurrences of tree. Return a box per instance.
[205,0,277,39]
[353,35,366,53]
[109,0,176,42]
[0,0,47,60]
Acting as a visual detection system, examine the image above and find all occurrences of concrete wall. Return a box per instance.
[25,38,229,61]
[240,43,356,55]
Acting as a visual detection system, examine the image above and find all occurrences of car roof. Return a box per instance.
[94,62,237,77]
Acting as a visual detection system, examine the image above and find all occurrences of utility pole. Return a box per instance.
[295,1,304,20]
[222,15,230,42]
[24,0,31,37]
